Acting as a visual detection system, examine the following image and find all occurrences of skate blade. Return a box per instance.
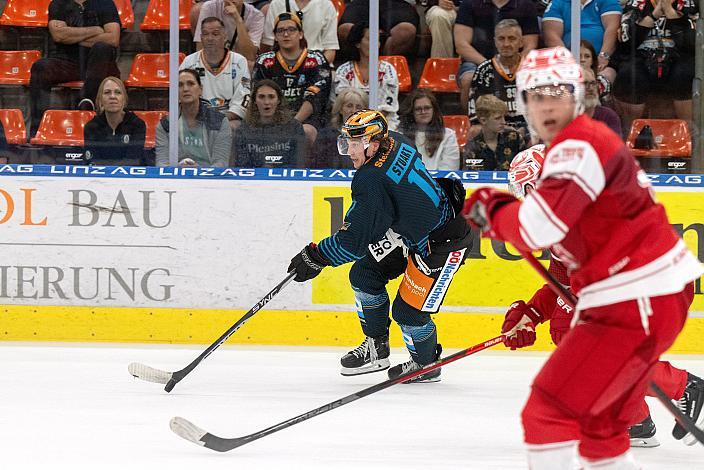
[340,358,390,376]
[629,436,660,448]
[403,373,442,384]
[682,413,704,446]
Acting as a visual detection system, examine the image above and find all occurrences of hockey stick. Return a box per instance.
[170,335,505,452]
[128,271,296,392]
[519,249,704,446]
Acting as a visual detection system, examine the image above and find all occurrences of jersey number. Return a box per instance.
[407,159,440,207]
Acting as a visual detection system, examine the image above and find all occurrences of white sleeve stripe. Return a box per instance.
[518,194,568,248]
[531,191,569,233]
[519,226,540,250]
[544,172,599,201]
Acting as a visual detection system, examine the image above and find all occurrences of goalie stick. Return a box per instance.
[519,249,704,446]
[170,335,505,452]
[128,271,296,392]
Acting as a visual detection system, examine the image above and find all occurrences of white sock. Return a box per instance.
[526,440,579,470]
[581,450,641,469]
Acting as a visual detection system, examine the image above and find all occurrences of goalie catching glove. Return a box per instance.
[502,300,544,350]
[288,243,330,282]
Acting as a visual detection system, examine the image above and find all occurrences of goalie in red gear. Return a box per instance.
[463,47,703,470]
[503,144,704,449]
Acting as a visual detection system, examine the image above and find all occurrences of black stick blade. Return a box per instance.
[170,417,246,452]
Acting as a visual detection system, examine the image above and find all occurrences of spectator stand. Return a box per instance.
[125,52,185,111]
[28,109,94,163]
[0,49,39,124]
[0,0,50,53]
[626,119,692,174]
[0,107,27,161]
[418,57,462,115]
[140,0,194,54]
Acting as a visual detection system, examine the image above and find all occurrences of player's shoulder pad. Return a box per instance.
[543,138,605,199]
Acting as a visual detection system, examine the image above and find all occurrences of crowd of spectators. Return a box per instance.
[14,0,700,169]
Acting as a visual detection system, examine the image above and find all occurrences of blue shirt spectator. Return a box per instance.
[543,0,621,62]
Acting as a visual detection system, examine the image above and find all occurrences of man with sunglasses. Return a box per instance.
[288,110,473,383]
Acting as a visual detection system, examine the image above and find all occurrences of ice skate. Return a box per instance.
[629,415,659,448]
[340,335,390,376]
[388,344,442,383]
[672,373,704,445]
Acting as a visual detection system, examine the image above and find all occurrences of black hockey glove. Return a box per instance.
[288,243,330,282]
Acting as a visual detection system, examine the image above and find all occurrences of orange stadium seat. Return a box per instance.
[381,55,411,93]
[330,0,346,21]
[626,119,691,158]
[113,0,135,30]
[134,110,168,148]
[0,0,49,27]
[419,58,461,93]
[0,0,132,29]
[443,115,470,148]
[0,108,27,144]
[125,53,186,88]
[0,50,41,85]
[30,110,94,146]
[141,0,191,31]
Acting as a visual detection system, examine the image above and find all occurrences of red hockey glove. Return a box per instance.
[502,300,543,350]
[549,295,575,346]
[461,188,517,239]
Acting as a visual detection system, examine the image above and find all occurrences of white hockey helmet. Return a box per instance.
[516,47,585,119]
[508,144,546,199]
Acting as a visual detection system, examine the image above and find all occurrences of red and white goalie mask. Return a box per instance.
[508,144,546,199]
[516,47,585,123]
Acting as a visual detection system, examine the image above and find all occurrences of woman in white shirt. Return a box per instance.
[399,89,459,170]
[331,22,399,130]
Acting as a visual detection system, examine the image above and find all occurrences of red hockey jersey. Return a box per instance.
[493,114,702,310]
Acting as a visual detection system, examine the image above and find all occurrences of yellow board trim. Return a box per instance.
[1,305,702,354]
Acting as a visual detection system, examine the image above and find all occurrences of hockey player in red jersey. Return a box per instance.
[462,47,703,469]
[504,144,704,449]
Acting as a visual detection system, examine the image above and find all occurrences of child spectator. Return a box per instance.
[399,89,460,170]
[84,77,147,164]
[461,94,523,170]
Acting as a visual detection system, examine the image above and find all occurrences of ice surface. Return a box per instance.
[1,343,702,469]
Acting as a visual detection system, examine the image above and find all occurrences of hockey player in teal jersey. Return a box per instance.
[288,110,472,382]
